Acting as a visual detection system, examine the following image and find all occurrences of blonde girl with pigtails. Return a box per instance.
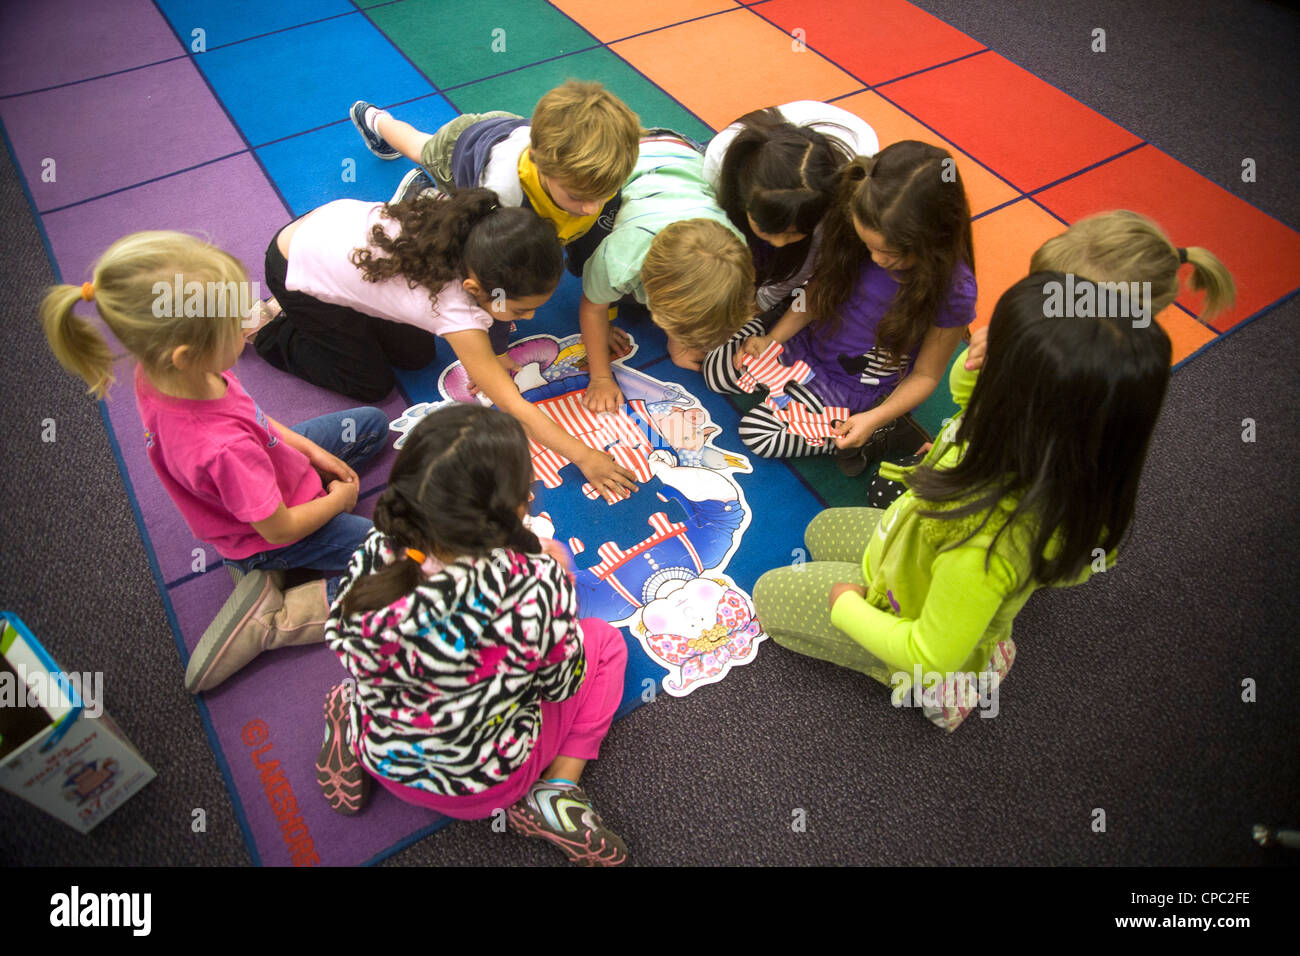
[40,231,389,694]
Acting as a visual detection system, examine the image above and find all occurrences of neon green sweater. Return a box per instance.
[830,350,1107,676]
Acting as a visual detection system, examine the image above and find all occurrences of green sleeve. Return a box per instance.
[949,348,978,410]
[829,544,1019,675]
[581,236,644,305]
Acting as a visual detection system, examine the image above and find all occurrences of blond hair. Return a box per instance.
[530,80,640,200]
[40,231,249,399]
[1031,210,1235,320]
[642,219,755,350]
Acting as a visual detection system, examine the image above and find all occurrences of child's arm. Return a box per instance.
[732,302,819,370]
[579,294,622,413]
[442,329,639,501]
[830,544,1018,677]
[265,415,358,485]
[833,324,967,449]
[250,481,358,546]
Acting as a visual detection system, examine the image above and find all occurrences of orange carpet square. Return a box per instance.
[611,8,861,130]
[758,0,985,85]
[881,52,1142,193]
[835,90,1018,216]
[1035,145,1300,332]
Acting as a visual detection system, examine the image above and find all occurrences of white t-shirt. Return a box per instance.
[477,125,531,207]
[284,199,493,337]
[702,100,879,190]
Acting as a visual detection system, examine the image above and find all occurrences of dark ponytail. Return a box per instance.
[350,188,561,306]
[339,404,541,618]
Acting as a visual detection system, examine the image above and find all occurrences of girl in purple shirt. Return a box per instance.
[704,141,975,469]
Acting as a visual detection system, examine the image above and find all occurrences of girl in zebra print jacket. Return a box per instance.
[319,403,630,865]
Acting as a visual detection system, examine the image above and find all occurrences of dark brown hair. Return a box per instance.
[715,108,854,288]
[351,188,562,306]
[906,272,1172,586]
[339,404,541,618]
[807,141,974,362]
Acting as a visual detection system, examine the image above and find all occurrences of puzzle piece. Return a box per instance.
[765,398,852,447]
[388,399,456,448]
[738,341,813,401]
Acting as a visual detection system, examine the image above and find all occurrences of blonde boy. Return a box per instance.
[580,135,755,412]
[351,81,638,251]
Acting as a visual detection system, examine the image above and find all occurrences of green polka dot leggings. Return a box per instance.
[753,507,896,687]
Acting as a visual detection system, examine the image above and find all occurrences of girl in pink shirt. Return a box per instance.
[40,231,386,694]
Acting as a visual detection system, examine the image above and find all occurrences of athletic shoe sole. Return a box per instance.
[390,166,436,205]
[316,683,370,814]
[506,796,628,866]
[185,571,273,693]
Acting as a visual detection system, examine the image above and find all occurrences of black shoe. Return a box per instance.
[350,100,400,159]
[836,413,932,478]
[390,167,436,204]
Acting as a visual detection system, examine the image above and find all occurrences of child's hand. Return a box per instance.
[579,449,638,501]
[308,445,358,485]
[963,326,988,371]
[583,375,623,413]
[832,410,886,450]
[828,582,867,610]
[608,325,633,359]
[497,352,523,376]
[733,334,774,371]
[327,477,359,513]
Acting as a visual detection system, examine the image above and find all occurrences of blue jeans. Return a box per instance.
[226,407,388,601]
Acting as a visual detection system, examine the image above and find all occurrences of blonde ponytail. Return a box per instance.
[1182,246,1236,321]
[38,231,251,400]
[40,283,116,399]
[1030,210,1236,321]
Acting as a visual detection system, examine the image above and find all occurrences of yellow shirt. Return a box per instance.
[517,150,599,245]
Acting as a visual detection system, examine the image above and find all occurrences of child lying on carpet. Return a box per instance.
[705,99,878,317]
[317,403,629,866]
[249,188,638,501]
[753,272,1173,731]
[39,231,387,693]
[349,79,639,280]
[702,141,974,469]
[578,133,756,410]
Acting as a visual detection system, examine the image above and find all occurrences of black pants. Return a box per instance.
[256,228,440,402]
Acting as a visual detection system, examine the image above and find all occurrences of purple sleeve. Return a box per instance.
[934,261,977,328]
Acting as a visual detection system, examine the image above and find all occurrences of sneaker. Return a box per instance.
[920,638,1017,732]
[316,682,370,814]
[390,166,436,205]
[506,780,629,866]
[836,413,932,477]
[349,100,399,159]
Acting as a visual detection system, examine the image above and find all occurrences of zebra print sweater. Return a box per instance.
[325,529,586,796]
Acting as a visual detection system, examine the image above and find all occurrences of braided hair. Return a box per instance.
[339,404,540,617]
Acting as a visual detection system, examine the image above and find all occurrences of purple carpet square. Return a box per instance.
[0,0,182,97]
[168,571,445,866]
[1,58,246,212]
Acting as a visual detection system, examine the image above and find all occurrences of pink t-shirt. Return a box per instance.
[134,367,326,560]
[284,199,495,336]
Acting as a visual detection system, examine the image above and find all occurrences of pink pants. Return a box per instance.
[368,618,627,820]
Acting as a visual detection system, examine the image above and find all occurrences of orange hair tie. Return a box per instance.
[80,282,95,302]
[405,548,427,564]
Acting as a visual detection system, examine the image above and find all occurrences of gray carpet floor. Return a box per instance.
[1,0,1296,866]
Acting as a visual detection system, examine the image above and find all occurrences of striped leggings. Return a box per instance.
[703,319,840,458]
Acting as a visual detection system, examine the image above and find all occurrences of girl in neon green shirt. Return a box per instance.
[753,272,1173,730]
